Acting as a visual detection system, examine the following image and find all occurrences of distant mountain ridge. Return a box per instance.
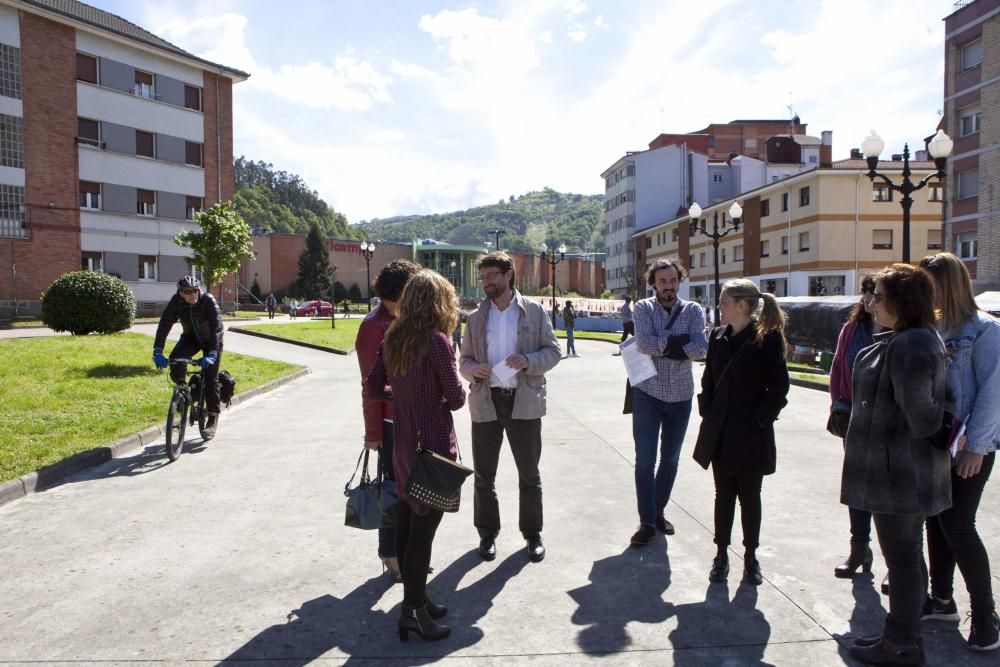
[355,188,606,254]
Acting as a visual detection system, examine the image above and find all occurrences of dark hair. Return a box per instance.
[875,264,936,332]
[848,274,876,325]
[645,257,687,286]
[373,259,420,301]
[477,251,516,287]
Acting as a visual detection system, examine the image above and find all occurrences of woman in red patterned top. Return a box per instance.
[367,269,466,642]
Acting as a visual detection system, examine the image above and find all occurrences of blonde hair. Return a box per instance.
[382,270,458,377]
[918,252,979,334]
[721,278,787,344]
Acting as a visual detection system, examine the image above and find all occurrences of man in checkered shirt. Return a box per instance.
[628,258,708,547]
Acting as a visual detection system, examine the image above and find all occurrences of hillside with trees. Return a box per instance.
[356,188,605,253]
[232,157,363,240]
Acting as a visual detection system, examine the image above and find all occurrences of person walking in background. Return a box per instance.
[830,276,881,582]
[366,270,466,642]
[563,300,577,357]
[629,259,707,547]
[460,252,561,564]
[918,252,1000,652]
[288,297,298,319]
[265,293,277,319]
[343,300,351,318]
[842,264,952,665]
[693,279,788,586]
[355,259,421,583]
[613,296,634,355]
[452,310,463,353]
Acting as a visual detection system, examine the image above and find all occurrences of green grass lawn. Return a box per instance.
[240,319,363,351]
[555,329,621,343]
[791,372,830,386]
[0,333,303,484]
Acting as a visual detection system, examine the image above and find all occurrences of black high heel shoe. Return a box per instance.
[835,541,874,578]
[398,603,450,642]
[425,596,447,619]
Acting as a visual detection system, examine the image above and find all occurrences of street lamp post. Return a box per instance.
[861,129,953,264]
[689,201,743,326]
[489,228,505,252]
[540,242,566,329]
[360,241,376,312]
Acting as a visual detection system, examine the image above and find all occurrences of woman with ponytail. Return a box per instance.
[694,279,790,586]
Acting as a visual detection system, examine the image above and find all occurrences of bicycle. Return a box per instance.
[164,358,216,461]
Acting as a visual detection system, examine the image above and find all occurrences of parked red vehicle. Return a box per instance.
[296,300,334,316]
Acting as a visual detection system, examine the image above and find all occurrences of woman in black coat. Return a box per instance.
[694,279,789,586]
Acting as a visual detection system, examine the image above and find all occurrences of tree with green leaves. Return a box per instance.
[174,201,254,290]
[348,283,362,303]
[250,276,263,302]
[295,223,333,299]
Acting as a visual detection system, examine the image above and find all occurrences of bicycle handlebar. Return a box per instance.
[168,358,203,366]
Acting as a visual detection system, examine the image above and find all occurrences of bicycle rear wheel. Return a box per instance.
[165,391,188,461]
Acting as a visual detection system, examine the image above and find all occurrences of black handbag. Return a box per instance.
[344,447,397,530]
[405,447,473,513]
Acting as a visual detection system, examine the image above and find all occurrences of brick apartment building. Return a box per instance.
[942,0,999,290]
[0,0,248,318]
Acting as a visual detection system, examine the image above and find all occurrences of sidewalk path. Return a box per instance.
[0,337,996,665]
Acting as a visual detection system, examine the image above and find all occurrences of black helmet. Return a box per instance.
[177,276,200,291]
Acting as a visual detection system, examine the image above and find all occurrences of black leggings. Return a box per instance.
[712,466,763,550]
[395,501,443,608]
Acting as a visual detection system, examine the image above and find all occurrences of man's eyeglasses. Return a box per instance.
[478,271,504,283]
[180,288,198,295]
[871,292,884,304]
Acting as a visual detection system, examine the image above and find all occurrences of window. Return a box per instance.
[79,181,101,209]
[713,173,723,183]
[781,235,789,255]
[81,251,103,272]
[798,231,810,252]
[760,198,770,217]
[75,53,97,84]
[873,182,892,202]
[722,248,727,264]
[734,245,743,262]
[961,39,982,71]
[77,117,100,147]
[689,254,694,269]
[960,108,982,137]
[781,192,789,211]
[699,252,706,267]
[136,130,154,158]
[799,186,810,207]
[138,254,157,281]
[671,228,679,242]
[927,229,942,250]
[808,155,817,164]
[133,70,154,98]
[957,231,977,260]
[185,141,203,166]
[745,138,757,149]
[760,239,770,257]
[957,168,978,199]
[0,43,22,99]
[873,229,893,250]
[137,189,155,216]
[0,183,26,238]
[184,85,201,111]
[928,182,943,202]
[0,113,23,168]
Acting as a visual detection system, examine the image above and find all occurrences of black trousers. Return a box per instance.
[620,321,635,343]
[711,466,763,550]
[376,421,395,559]
[395,501,443,608]
[168,335,222,413]
[472,390,543,540]
[926,452,996,616]
[873,512,927,644]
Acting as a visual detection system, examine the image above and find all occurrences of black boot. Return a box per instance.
[398,603,450,642]
[744,553,763,586]
[709,553,729,582]
[425,596,447,619]
[849,636,924,665]
[835,541,874,579]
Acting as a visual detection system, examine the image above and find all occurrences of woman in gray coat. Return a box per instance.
[842,264,952,665]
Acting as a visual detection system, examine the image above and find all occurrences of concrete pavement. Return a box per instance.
[0,333,997,665]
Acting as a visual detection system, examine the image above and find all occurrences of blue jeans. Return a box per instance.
[566,327,576,355]
[631,389,692,527]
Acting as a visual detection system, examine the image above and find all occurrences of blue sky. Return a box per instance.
[98,0,950,224]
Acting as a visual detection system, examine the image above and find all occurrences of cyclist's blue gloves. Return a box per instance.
[199,353,217,369]
[153,349,168,369]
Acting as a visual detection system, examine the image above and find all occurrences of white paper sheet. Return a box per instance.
[619,337,657,386]
[950,416,968,459]
[492,359,520,384]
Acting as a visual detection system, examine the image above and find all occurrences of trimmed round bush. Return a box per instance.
[41,271,136,335]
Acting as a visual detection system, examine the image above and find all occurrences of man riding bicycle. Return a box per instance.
[152,276,224,435]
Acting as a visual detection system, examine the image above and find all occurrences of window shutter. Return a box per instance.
[137,189,155,204]
[136,131,154,157]
[76,54,97,83]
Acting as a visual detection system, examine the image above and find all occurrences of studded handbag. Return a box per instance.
[405,447,472,513]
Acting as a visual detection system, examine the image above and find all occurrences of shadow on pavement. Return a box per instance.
[667,581,773,666]
[567,543,672,653]
[833,573,883,664]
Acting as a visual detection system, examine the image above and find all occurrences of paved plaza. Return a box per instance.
[0,327,997,665]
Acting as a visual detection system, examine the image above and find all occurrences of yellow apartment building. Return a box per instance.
[635,158,944,304]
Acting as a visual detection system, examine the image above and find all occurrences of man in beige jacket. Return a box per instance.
[460,252,561,564]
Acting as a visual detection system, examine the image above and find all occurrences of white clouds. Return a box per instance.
[418,8,541,76]
[251,57,392,111]
[568,28,587,42]
[593,15,608,29]
[389,59,438,79]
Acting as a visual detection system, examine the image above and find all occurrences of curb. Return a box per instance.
[789,377,828,392]
[0,367,311,509]
[229,326,352,355]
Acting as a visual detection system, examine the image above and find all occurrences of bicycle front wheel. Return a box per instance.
[165,391,188,461]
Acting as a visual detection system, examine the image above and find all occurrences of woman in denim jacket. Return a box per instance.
[918,253,1000,652]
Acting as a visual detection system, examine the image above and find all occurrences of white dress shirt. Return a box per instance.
[487,299,520,388]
